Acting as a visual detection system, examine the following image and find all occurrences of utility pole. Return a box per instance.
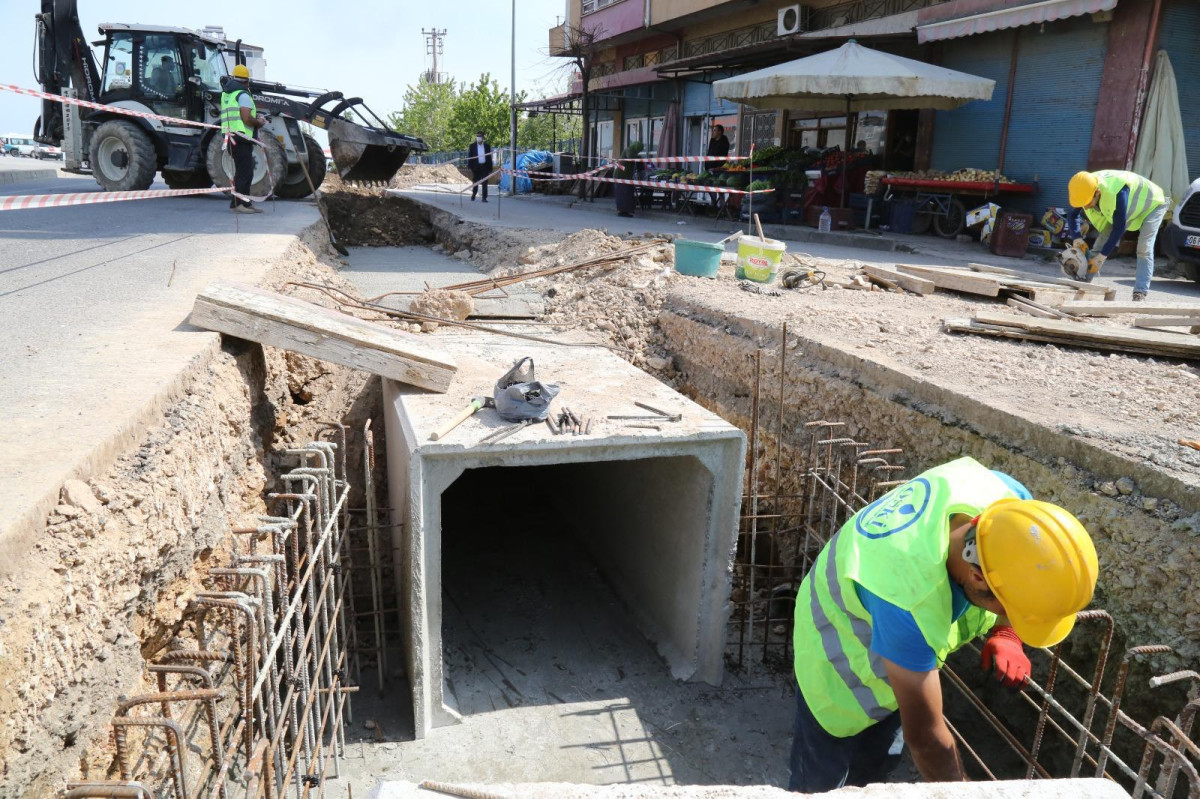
[510,0,518,195]
[421,27,447,84]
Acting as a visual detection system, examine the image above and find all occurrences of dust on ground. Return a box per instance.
[389,163,471,189]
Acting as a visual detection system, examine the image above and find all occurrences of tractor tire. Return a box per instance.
[205,133,286,200]
[275,134,328,199]
[89,120,157,191]
[162,169,214,190]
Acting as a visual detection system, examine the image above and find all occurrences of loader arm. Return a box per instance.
[34,0,101,144]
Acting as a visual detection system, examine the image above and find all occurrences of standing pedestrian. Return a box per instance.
[220,63,267,214]
[468,131,493,202]
[706,124,730,168]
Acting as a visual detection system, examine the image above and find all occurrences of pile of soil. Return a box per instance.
[409,288,474,332]
[323,192,435,246]
[389,163,471,189]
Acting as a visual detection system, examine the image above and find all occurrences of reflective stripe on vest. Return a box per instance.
[220,89,253,137]
[1084,170,1166,232]
[794,457,1011,737]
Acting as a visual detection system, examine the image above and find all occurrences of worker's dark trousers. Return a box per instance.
[228,135,255,207]
[788,687,904,792]
[470,166,489,201]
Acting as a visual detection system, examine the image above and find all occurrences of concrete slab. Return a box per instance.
[367,779,1129,798]
[382,334,745,739]
[0,158,61,184]
[343,245,544,318]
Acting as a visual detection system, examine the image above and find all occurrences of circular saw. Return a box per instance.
[1058,239,1090,280]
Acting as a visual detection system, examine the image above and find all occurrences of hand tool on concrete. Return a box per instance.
[477,419,531,445]
[431,397,494,440]
[608,413,683,422]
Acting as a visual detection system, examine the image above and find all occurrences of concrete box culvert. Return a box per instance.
[382,337,745,738]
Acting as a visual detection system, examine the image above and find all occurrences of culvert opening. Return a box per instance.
[439,458,716,717]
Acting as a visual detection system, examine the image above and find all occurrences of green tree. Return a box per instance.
[388,77,459,152]
[519,109,581,151]
[447,73,520,151]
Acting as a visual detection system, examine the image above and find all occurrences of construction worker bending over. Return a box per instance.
[789,457,1098,791]
[1066,170,1167,301]
[220,64,267,214]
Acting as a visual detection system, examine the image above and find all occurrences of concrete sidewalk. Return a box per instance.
[0,157,61,184]
[0,173,319,574]
[399,187,1198,303]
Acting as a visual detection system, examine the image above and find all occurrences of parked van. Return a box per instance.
[2,135,41,157]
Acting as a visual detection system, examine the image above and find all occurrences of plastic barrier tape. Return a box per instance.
[0,185,270,211]
[0,83,218,129]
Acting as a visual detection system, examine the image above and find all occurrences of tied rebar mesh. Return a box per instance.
[727,324,1198,797]
[60,424,386,799]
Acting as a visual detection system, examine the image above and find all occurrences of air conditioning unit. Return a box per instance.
[777,4,811,36]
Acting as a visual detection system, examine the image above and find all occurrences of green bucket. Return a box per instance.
[673,238,724,278]
[735,235,787,283]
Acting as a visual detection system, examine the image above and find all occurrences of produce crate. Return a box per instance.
[989,211,1034,257]
[887,200,917,235]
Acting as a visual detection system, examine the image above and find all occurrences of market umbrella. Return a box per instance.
[713,39,995,208]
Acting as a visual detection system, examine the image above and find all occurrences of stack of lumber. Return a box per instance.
[943,313,1200,360]
[1057,300,1200,333]
[879,263,1113,303]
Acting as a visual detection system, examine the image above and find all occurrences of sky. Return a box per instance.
[0,0,570,136]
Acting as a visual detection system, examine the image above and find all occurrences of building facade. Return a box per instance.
[549,0,1196,208]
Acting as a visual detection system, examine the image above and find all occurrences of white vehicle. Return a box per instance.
[3,135,40,157]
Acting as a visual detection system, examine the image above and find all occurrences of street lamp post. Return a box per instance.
[510,0,518,198]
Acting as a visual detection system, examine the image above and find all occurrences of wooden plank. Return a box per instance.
[968,262,1112,297]
[860,265,934,295]
[1132,316,1200,329]
[895,264,1001,297]
[1060,300,1200,317]
[1006,298,1058,319]
[190,281,458,392]
[943,317,1197,358]
[971,312,1200,357]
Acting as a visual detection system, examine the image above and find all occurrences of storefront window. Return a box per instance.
[789,112,885,153]
[740,111,777,156]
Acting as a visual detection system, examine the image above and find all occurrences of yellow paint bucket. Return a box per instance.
[735,235,787,283]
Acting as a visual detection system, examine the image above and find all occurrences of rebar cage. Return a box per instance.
[726,324,1199,797]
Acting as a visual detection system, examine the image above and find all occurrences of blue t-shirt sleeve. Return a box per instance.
[855,583,938,672]
[1099,185,1129,256]
[990,470,1032,500]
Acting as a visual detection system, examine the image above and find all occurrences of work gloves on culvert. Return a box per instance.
[980,625,1031,689]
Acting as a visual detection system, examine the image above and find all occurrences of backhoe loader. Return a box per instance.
[32,0,425,197]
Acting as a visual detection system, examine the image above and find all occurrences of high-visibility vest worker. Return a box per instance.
[1066,169,1167,301]
[219,63,266,214]
[788,457,1098,792]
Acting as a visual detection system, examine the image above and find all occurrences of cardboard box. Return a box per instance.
[967,202,1000,228]
[1042,207,1090,239]
[1028,229,1053,248]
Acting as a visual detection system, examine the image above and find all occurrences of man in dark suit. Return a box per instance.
[468,131,494,202]
[706,124,730,168]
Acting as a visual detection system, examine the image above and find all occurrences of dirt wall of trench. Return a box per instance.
[658,300,1199,720]
[0,231,381,798]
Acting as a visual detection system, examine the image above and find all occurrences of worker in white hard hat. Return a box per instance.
[1065,170,1167,301]
[220,63,267,214]
[788,457,1099,792]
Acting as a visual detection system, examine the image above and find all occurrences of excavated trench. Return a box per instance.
[4,193,1195,797]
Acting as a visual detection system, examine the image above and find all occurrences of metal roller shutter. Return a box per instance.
[932,15,1108,211]
[1158,0,1200,178]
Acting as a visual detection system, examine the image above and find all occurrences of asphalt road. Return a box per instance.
[0,168,318,560]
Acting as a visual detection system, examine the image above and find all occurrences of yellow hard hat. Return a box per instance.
[1068,171,1098,208]
[232,64,250,79]
[975,498,1098,648]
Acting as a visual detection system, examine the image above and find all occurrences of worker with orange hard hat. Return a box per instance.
[788,456,1098,791]
[1065,170,1166,301]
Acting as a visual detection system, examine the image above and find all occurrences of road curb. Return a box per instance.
[0,166,60,184]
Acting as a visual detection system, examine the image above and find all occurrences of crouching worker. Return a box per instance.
[789,457,1098,791]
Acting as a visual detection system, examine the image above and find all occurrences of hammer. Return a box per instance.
[430,397,494,441]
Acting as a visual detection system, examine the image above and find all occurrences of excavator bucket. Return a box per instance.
[327,118,426,183]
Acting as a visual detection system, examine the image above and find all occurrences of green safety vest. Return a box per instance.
[1083,170,1165,233]
[220,88,254,137]
[793,457,1015,737]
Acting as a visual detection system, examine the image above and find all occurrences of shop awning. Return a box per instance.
[916,0,1118,43]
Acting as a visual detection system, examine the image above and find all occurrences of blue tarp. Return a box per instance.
[499,150,553,194]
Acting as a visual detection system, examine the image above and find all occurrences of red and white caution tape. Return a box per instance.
[0,83,218,130]
[0,186,227,211]
[606,154,750,164]
[504,162,612,182]
[0,184,271,212]
[584,174,773,195]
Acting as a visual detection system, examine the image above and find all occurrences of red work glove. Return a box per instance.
[980,625,1031,689]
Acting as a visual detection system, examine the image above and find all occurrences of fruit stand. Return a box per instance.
[877,169,1037,238]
